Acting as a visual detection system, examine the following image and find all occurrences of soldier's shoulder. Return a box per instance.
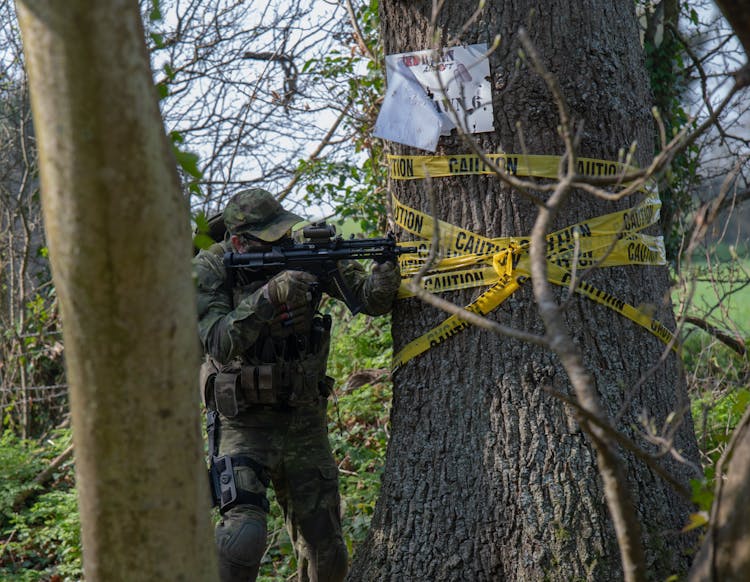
[193,242,229,284]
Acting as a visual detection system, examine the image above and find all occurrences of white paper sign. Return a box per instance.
[373,44,493,151]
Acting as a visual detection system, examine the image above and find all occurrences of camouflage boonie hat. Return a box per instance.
[223,189,304,241]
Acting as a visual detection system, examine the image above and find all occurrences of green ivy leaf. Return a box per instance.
[193,233,215,250]
[149,0,162,22]
[172,147,202,179]
[156,82,168,100]
[690,478,715,512]
[150,32,164,49]
[194,211,210,233]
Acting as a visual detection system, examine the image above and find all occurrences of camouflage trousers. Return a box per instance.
[215,401,347,582]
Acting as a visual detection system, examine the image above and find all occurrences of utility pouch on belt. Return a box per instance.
[211,360,328,413]
[241,364,278,405]
[215,371,241,418]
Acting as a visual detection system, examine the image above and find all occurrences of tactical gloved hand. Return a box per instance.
[264,270,317,310]
[264,270,317,337]
[269,304,315,337]
[369,260,401,296]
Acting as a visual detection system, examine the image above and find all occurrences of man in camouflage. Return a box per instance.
[193,189,401,582]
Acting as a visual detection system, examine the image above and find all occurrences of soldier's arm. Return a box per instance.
[194,250,276,363]
[325,259,401,316]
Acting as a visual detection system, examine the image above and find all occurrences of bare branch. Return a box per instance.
[12,444,75,511]
[344,0,377,62]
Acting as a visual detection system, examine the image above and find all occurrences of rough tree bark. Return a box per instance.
[15,1,217,579]
[349,1,700,580]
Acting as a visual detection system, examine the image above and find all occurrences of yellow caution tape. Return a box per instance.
[393,276,523,369]
[388,153,644,182]
[391,158,676,368]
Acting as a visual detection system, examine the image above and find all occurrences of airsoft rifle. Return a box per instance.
[223,222,416,314]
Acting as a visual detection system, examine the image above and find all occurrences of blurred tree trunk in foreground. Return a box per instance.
[15,1,217,579]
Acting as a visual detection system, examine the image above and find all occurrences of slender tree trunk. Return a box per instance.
[689,407,750,581]
[350,1,700,580]
[15,1,217,579]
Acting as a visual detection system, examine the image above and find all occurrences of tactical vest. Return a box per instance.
[201,268,334,417]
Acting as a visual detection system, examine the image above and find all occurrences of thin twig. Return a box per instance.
[12,444,75,511]
[344,0,377,62]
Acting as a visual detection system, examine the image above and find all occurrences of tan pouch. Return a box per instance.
[215,371,241,418]
[199,357,220,409]
[241,364,278,405]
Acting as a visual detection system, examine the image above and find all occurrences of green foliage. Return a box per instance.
[169,131,204,196]
[326,306,393,376]
[678,246,750,527]
[299,0,387,234]
[335,380,391,551]
[0,429,80,581]
[148,0,163,23]
[642,4,702,264]
[300,157,387,234]
[687,381,749,515]
[192,210,217,251]
[690,374,749,464]
[328,314,392,550]
[0,432,44,522]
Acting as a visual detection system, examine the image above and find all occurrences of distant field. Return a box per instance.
[677,245,750,335]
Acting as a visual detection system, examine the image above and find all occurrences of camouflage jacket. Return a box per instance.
[193,241,395,367]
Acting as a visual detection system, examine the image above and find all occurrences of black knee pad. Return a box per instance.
[215,512,267,570]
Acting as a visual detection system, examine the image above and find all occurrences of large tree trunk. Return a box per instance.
[15,1,217,579]
[350,1,700,580]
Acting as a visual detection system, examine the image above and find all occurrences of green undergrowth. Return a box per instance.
[0,429,80,581]
[683,328,750,515]
[3,264,749,578]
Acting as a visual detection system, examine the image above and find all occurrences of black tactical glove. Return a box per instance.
[269,304,315,337]
[369,260,401,296]
[264,270,317,309]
